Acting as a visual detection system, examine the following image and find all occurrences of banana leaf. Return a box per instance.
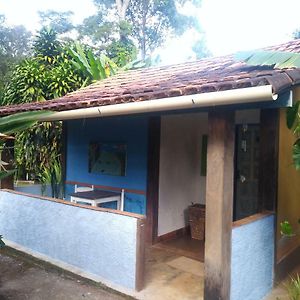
[0,111,53,127]
[0,169,16,180]
[0,235,5,248]
[287,102,300,129]
[293,140,300,170]
[235,50,300,68]
[0,111,54,135]
[87,50,100,80]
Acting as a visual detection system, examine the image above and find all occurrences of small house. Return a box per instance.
[1,39,300,300]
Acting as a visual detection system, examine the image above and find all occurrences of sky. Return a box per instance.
[1,0,300,62]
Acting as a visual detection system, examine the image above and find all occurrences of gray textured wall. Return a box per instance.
[0,190,139,289]
[231,215,274,300]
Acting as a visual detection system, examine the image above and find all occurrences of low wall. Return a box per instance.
[231,213,274,300]
[15,183,52,198]
[0,190,145,291]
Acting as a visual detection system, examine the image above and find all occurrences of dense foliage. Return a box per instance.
[3,27,116,189]
[38,10,74,35]
[0,15,32,99]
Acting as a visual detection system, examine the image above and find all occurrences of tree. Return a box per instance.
[124,0,200,59]
[3,27,118,185]
[0,15,32,100]
[79,0,203,60]
[0,15,32,58]
[293,29,300,39]
[38,10,74,35]
[192,38,210,60]
[78,11,137,66]
[3,28,79,183]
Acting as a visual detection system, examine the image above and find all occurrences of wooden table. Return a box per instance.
[70,189,125,211]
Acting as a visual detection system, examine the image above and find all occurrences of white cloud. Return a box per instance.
[198,0,300,55]
[0,0,95,32]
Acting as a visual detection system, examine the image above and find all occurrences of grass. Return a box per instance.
[286,274,300,300]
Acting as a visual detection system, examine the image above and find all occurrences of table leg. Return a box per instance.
[120,189,125,211]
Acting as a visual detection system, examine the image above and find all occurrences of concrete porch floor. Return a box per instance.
[132,246,204,300]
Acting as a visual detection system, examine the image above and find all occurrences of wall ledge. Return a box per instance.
[0,189,145,220]
[232,211,274,228]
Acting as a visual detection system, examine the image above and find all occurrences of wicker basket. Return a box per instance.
[189,204,206,240]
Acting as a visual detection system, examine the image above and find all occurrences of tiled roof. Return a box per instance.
[1,39,300,116]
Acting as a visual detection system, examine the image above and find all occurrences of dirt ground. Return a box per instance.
[0,247,133,300]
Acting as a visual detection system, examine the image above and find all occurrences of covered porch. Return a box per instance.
[0,104,284,300]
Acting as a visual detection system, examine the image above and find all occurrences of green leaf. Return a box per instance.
[0,169,16,180]
[234,50,300,68]
[87,50,100,80]
[280,220,294,237]
[0,111,53,127]
[0,235,5,248]
[293,139,300,170]
[287,102,300,129]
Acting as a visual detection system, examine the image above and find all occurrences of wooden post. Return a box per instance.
[204,110,235,300]
[61,121,67,198]
[146,117,161,244]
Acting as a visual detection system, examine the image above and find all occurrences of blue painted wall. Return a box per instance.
[231,215,275,300]
[65,116,148,214]
[0,190,140,289]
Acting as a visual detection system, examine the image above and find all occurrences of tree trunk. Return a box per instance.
[116,0,130,21]
[141,0,148,60]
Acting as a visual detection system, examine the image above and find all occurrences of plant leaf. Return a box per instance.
[235,50,300,68]
[287,102,300,129]
[293,139,300,170]
[0,169,16,180]
[0,235,5,248]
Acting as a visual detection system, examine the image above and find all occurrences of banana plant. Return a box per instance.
[0,111,54,177]
[68,42,118,83]
[39,156,63,199]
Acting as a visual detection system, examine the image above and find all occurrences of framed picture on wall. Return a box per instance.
[88,142,127,176]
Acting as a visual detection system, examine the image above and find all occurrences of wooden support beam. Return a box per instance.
[259,109,279,212]
[146,117,161,244]
[61,121,67,197]
[204,110,235,300]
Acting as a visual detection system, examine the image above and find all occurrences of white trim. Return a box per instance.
[40,85,277,121]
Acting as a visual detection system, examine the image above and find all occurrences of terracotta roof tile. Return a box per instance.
[1,39,300,115]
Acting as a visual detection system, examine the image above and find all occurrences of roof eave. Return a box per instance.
[39,85,277,122]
